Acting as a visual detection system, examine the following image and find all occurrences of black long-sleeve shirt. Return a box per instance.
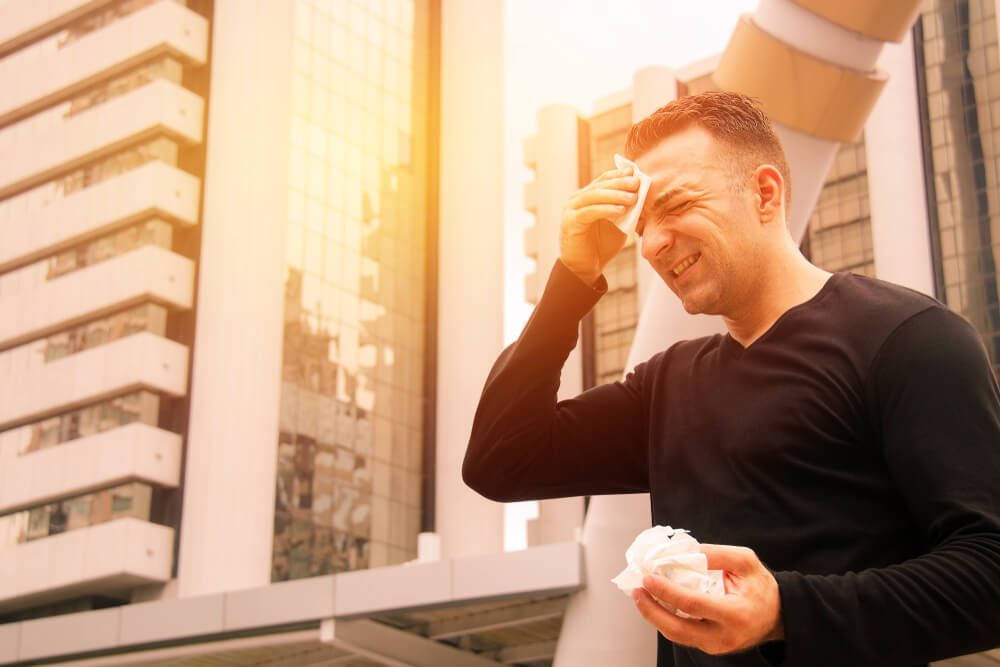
[464,260,1000,666]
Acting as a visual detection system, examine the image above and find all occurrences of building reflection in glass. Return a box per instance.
[916,0,1000,372]
[272,0,428,580]
[800,135,875,276]
[0,482,153,549]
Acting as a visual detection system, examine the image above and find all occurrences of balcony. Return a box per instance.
[0,422,181,515]
[0,244,194,349]
[0,0,112,56]
[524,268,541,305]
[0,331,189,431]
[0,517,173,614]
[0,79,203,200]
[0,162,200,273]
[523,179,538,214]
[523,224,538,260]
[0,1,209,126]
[523,135,537,169]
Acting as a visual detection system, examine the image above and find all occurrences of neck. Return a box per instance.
[723,246,831,347]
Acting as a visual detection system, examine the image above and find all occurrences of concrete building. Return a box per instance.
[0,1,576,665]
[0,0,997,666]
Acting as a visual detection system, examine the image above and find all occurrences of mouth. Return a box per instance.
[670,253,700,279]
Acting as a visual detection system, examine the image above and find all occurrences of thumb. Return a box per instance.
[700,544,759,576]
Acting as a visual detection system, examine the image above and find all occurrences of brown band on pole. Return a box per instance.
[790,0,923,44]
[712,15,888,143]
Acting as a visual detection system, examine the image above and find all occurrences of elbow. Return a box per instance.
[462,443,517,502]
[462,453,499,501]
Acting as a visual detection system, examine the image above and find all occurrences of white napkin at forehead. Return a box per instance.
[613,154,652,237]
[611,525,725,620]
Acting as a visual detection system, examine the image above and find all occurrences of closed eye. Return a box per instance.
[639,201,691,237]
[665,200,692,215]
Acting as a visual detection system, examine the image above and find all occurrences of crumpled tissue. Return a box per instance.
[613,154,652,237]
[611,525,725,619]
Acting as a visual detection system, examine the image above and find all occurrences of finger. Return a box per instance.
[588,168,633,185]
[700,544,759,577]
[570,187,637,208]
[641,574,734,623]
[566,204,627,227]
[633,587,716,647]
[587,175,640,192]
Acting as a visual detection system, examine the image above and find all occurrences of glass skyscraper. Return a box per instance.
[914,0,1000,373]
[271,0,431,581]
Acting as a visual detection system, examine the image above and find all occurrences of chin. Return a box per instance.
[681,300,702,315]
[679,289,723,316]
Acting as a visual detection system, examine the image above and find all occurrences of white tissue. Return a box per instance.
[611,525,725,620]
[613,154,652,237]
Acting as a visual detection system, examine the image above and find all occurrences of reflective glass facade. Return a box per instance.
[0,136,180,229]
[801,135,876,276]
[0,220,173,294]
[0,303,167,377]
[915,0,1000,371]
[272,0,431,579]
[0,482,153,548]
[0,391,160,461]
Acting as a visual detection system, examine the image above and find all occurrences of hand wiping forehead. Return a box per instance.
[613,154,652,237]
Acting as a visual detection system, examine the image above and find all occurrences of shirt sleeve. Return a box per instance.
[463,260,651,502]
[773,306,1000,666]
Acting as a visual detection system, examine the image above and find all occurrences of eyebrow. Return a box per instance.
[637,187,691,235]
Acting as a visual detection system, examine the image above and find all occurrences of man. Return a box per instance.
[463,92,1000,666]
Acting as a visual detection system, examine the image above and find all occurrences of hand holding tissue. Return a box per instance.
[611,525,725,620]
[612,154,652,237]
[558,155,651,286]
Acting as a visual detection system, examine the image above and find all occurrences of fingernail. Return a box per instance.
[631,589,641,601]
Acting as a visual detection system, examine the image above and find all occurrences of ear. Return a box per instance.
[752,165,784,224]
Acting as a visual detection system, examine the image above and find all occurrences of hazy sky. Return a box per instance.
[501,0,757,550]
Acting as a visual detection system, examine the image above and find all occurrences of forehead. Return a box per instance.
[633,125,730,192]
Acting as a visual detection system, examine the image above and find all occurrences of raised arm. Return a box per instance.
[464,165,653,502]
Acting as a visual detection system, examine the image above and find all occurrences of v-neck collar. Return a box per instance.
[721,272,843,359]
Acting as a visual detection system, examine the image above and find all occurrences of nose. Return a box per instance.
[640,226,674,263]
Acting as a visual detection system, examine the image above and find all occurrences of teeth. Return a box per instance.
[673,255,698,276]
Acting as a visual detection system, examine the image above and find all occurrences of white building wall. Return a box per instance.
[866,34,936,296]
[177,0,294,597]
[436,0,505,559]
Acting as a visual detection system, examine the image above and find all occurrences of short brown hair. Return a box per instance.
[624,91,791,208]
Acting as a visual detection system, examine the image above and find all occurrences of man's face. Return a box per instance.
[634,125,764,317]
